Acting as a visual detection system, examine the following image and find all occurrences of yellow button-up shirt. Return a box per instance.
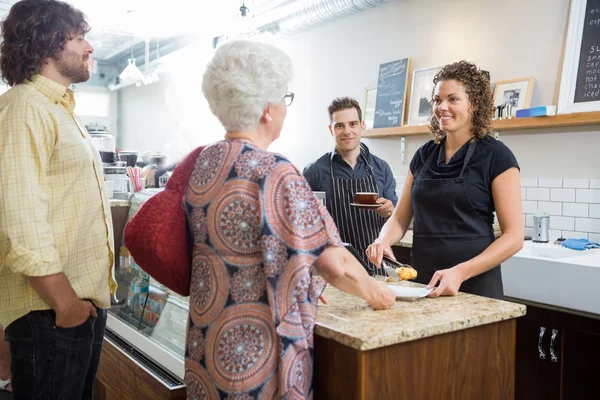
[0,75,117,328]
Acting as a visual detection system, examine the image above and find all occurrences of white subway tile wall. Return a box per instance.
[538,201,562,216]
[394,175,406,195]
[576,189,600,204]
[523,178,600,241]
[550,216,575,231]
[562,203,588,217]
[590,204,600,219]
[563,179,590,189]
[538,178,562,188]
[521,178,538,187]
[550,188,576,202]
[561,231,589,240]
[522,200,538,214]
[393,176,600,241]
[575,218,600,234]
[527,188,550,201]
[549,229,562,242]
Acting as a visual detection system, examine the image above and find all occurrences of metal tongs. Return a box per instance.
[382,255,409,282]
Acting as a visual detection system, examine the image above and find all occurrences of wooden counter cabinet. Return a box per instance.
[312,284,525,399]
[512,300,600,400]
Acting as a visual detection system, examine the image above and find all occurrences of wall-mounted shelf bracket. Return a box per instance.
[400,136,406,164]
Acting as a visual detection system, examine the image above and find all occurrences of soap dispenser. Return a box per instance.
[533,211,550,243]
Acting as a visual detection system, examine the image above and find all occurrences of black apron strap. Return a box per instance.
[417,138,477,180]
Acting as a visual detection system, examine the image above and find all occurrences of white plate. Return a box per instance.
[388,285,432,301]
[350,203,382,210]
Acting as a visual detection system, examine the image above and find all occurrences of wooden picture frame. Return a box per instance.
[493,77,535,117]
[407,66,442,126]
[363,86,377,129]
[558,0,600,114]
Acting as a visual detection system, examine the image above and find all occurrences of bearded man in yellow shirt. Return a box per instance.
[0,1,117,398]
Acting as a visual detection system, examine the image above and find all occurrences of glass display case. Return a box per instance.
[106,190,189,384]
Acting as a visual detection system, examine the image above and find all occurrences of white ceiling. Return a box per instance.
[0,0,282,61]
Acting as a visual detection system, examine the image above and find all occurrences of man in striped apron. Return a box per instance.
[303,97,398,273]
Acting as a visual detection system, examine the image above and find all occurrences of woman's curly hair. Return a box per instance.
[429,60,494,143]
[0,0,89,86]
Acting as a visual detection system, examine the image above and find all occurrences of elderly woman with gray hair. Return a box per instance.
[183,39,395,399]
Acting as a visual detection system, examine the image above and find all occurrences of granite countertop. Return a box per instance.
[314,281,525,351]
[109,198,130,207]
[393,230,413,248]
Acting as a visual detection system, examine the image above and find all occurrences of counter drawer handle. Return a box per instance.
[550,329,559,363]
[538,326,546,360]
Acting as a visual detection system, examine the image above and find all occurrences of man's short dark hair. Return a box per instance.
[327,97,363,123]
[0,0,90,86]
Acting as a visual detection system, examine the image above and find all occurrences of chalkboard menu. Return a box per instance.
[574,0,600,103]
[373,58,409,128]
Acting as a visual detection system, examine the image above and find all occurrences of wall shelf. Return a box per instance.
[362,111,600,138]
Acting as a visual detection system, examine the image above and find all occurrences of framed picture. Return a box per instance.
[558,0,600,114]
[493,77,535,117]
[363,86,377,129]
[407,66,442,126]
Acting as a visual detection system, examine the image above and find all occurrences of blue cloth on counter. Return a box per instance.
[561,238,600,251]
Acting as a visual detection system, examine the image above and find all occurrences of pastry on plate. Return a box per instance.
[386,266,418,282]
[397,266,417,281]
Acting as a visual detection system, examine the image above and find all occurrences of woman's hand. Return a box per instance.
[366,280,396,310]
[426,266,467,298]
[365,239,395,267]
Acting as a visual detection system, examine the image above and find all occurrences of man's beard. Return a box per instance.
[56,49,90,84]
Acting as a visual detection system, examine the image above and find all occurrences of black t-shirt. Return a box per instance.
[409,135,519,226]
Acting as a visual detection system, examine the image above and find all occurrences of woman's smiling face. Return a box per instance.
[432,79,473,135]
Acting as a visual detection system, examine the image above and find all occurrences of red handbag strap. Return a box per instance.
[163,146,206,194]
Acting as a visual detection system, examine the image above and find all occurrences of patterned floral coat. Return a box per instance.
[183,140,342,399]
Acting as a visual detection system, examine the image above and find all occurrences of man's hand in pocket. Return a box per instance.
[55,300,97,328]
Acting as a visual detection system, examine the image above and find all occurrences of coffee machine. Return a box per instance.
[87,125,129,194]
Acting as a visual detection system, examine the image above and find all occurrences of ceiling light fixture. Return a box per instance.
[240,1,249,17]
[119,33,144,82]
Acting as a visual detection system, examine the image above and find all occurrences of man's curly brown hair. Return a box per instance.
[0,0,90,86]
[429,60,494,143]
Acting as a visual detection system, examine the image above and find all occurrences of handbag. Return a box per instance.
[123,146,205,296]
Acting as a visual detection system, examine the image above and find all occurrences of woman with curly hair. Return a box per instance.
[367,61,523,299]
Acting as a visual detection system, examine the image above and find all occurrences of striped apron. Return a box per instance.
[329,144,386,274]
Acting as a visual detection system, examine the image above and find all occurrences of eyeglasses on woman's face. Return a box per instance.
[284,92,294,106]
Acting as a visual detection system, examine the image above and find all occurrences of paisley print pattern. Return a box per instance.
[185,360,220,400]
[208,178,262,267]
[234,150,277,182]
[264,164,330,251]
[231,266,266,303]
[261,235,288,278]
[226,395,254,400]
[187,141,243,206]
[187,323,206,361]
[184,140,340,399]
[189,207,209,244]
[189,244,229,327]
[259,375,279,399]
[280,344,312,400]
[206,304,277,393]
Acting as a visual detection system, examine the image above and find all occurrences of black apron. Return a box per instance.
[329,143,386,274]
[410,140,503,299]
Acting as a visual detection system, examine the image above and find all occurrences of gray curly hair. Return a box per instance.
[202,39,293,132]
